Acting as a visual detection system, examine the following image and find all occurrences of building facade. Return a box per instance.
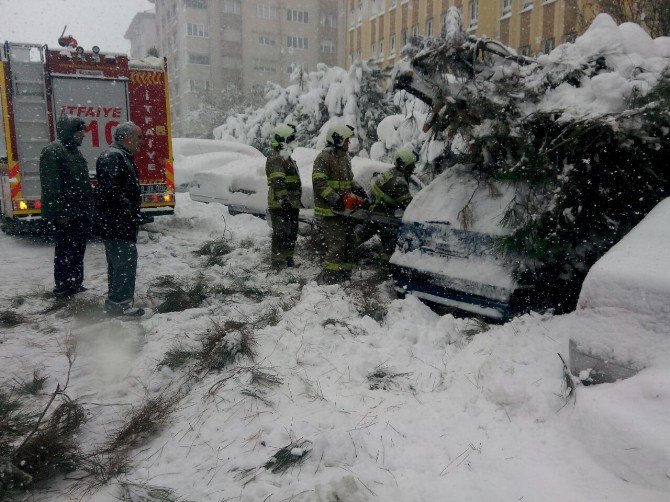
[142,0,346,137]
[345,0,587,67]
[124,10,159,60]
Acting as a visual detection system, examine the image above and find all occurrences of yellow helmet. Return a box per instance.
[394,148,419,170]
[271,123,297,149]
[326,124,355,147]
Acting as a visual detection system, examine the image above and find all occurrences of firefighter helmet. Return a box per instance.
[271,123,297,149]
[394,148,419,171]
[326,124,355,147]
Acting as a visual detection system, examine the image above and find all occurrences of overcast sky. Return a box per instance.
[0,0,155,53]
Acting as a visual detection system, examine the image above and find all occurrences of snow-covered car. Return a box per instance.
[172,138,264,191]
[569,197,670,384]
[390,166,526,321]
[189,146,422,221]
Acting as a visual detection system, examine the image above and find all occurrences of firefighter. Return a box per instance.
[312,124,367,284]
[95,122,144,317]
[39,115,93,299]
[355,148,418,262]
[266,122,301,268]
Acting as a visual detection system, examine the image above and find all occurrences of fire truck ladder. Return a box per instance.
[4,43,51,200]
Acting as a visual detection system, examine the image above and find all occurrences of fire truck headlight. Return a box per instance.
[164,194,172,202]
[18,201,28,210]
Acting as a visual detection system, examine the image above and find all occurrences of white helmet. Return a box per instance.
[326,124,355,147]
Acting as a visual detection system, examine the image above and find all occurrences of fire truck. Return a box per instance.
[0,40,175,234]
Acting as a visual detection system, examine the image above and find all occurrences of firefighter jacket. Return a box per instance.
[38,118,92,222]
[312,146,363,217]
[94,144,142,241]
[266,149,302,209]
[369,167,413,216]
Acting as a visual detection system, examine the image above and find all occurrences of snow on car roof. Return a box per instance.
[572,197,670,369]
[189,146,393,212]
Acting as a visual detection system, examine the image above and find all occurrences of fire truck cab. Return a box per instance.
[0,41,175,234]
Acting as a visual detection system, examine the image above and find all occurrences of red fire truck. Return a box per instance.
[0,41,175,234]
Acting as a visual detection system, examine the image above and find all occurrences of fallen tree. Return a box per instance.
[393,9,670,312]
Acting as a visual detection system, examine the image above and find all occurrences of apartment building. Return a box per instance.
[346,0,587,67]
[137,0,346,137]
[124,10,159,60]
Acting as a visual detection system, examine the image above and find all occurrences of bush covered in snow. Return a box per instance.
[214,61,400,157]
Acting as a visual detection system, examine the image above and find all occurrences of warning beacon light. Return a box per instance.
[57,25,78,48]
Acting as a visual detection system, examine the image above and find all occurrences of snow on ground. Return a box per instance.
[1,194,669,501]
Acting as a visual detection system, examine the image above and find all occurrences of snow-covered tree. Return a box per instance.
[395,9,670,310]
[215,61,399,156]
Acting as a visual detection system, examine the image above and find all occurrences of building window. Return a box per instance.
[370,0,377,18]
[221,0,241,14]
[320,39,336,53]
[412,25,419,37]
[371,42,377,57]
[187,52,210,65]
[287,63,308,74]
[379,39,384,57]
[390,34,396,53]
[258,34,276,46]
[320,13,337,28]
[184,0,207,9]
[501,0,512,16]
[426,19,433,37]
[287,36,309,49]
[543,37,555,53]
[188,79,211,92]
[521,0,534,10]
[254,61,277,73]
[357,1,363,23]
[287,9,309,23]
[469,0,479,28]
[255,3,277,19]
[402,29,407,45]
[389,0,396,8]
[186,23,208,37]
[349,10,355,28]
[519,45,531,56]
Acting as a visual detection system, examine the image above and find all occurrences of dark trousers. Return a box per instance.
[269,207,299,266]
[104,239,138,308]
[355,221,398,261]
[320,216,356,274]
[53,218,89,295]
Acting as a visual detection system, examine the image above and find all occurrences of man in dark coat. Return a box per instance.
[95,122,144,316]
[39,115,92,299]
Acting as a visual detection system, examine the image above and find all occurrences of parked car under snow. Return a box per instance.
[188,147,421,220]
[569,197,670,384]
[172,138,264,191]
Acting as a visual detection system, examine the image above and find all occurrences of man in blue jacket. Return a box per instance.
[95,122,144,317]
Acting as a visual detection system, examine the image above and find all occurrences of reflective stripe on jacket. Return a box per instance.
[266,150,302,209]
[369,167,413,216]
[312,147,361,217]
